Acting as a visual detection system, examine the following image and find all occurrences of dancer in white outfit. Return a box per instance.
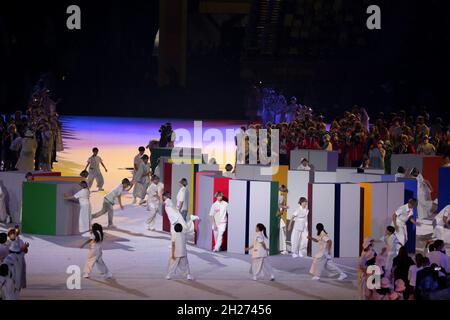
[309,223,347,281]
[288,197,309,258]
[392,199,419,246]
[433,205,449,242]
[166,223,194,280]
[132,146,146,204]
[133,154,152,205]
[146,175,164,231]
[65,181,91,234]
[414,172,434,220]
[209,192,228,252]
[277,185,288,255]
[381,226,401,275]
[247,223,275,281]
[163,192,198,238]
[176,178,189,221]
[81,223,112,279]
[84,147,108,191]
[92,179,131,228]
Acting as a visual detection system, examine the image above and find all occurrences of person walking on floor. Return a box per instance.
[246,223,275,281]
[309,223,347,281]
[81,223,112,279]
[166,223,194,281]
[91,178,131,228]
[84,147,108,191]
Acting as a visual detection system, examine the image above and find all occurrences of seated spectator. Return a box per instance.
[417,136,436,155]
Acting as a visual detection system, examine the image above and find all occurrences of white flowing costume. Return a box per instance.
[416,174,433,220]
[86,155,104,190]
[278,192,287,253]
[146,182,164,230]
[209,200,228,252]
[310,231,343,277]
[250,232,274,279]
[393,204,413,246]
[83,231,111,277]
[291,205,309,256]
[433,205,449,242]
[73,188,91,233]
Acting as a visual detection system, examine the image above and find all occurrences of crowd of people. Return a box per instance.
[0,81,63,172]
[251,89,450,172]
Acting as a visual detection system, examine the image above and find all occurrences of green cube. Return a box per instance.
[22,181,80,235]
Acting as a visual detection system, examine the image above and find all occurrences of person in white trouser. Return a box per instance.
[133,155,152,205]
[392,199,420,246]
[166,223,193,280]
[146,175,164,231]
[288,197,309,258]
[209,192,228,252]
[247,223,275,281]
[415,172,434,220]
[381,226,401,275]
[433,205,449,241]
[8,227,28,290]
[277,186,288,255]
[309,223,347,281]
[176,178,189,221]
[84,147,108,191]
[65,181,91,235]
[132,146,146,204]
[163,192,198,247]
[81,223,112,279]
[92,179,131,228]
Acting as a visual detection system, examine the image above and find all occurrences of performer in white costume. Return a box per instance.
[81,223,112,279]
[146,175,164,231]
[433,205,449,242]
[414,171,434,220]
[133,154,152,205]
[288,197,309,258]
[277,185,288,255]
[84,147,108,191]
[65,181,91,234]
[309,223,347,281]
[381,226,401,275]
[209,192,228,252]
[163,192,198,237]
[132,146,146,204]
[247,223,275,281]
[392,199,419,246]
[176,178,189,221]
[297,158,311,171]
[166,223,194,280]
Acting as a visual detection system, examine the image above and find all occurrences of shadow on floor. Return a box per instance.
[174,279,239,299]
[88,278,150,298]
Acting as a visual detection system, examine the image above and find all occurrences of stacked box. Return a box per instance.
[149,147,204,174]
[162,163,220,232]
[0,171,59,223]
[359,182,405,242]
[22,181,80,235]
[438,167,450,211]
[227,180,250,254]
[248,181,279,255]
[306,183,365,257]
[33,176,84,183]
[196,175,231,251]
[391,155,444,199]
[234,164,288,184]
[290,149,338,171]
